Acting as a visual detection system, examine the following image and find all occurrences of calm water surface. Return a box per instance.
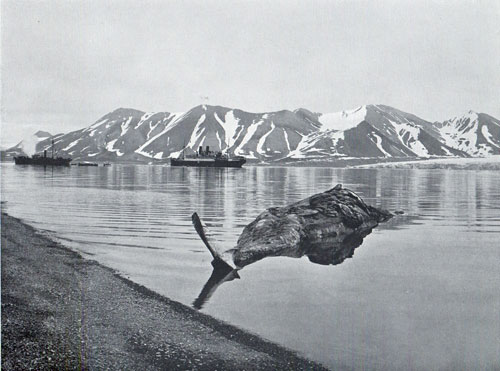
[2,163,499,370]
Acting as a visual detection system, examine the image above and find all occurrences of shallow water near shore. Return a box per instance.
[2,162,499,370]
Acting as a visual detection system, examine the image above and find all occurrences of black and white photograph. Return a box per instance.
[1,0,499,370]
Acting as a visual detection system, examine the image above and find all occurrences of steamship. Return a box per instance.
[14,142,72,167]
[170,145,246,168]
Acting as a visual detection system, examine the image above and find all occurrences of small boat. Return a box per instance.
[77,162,98,167]
[103,162,111,167]
[170,146,246,168]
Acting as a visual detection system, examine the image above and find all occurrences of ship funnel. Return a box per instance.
[199,146,203,155]
[206,146,210,154]
[44,150,47,158]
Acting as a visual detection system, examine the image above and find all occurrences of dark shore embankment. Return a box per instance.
[1,212,326,370]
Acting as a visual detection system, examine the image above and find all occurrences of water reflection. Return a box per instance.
[2,163,500,370]
[193,226,375,309]
[193,261,240,310]
[192,184,397,309]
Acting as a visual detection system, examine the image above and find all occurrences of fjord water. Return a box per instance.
[2,163,499,370]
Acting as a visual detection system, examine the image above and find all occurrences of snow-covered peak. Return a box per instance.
[447,110,479,124]
[318,106,367,131]
[435,110,500,156]
[437,111,484,155]
[443,111,480,133]
[465,110,479,121]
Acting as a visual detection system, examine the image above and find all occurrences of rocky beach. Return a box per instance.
[1,212,326,370]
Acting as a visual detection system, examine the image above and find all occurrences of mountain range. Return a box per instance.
[6,104,500,163]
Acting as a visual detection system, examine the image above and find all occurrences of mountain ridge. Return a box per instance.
[5,104,499,162]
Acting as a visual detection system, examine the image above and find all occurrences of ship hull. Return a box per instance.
[14,156,72,166]
[170,158,246,168]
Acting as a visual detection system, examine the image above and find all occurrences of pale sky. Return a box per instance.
[1,0,499,147]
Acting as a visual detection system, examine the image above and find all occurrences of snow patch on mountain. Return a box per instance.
[186,114,207,149]
[121,116,134,136]
[223,111,240,145]
[106,139,124,156]
[215,131,223,150]
[369,133,391,157]
[63,139,80,151]
[283,129,291,152]
[319,106,367,131]
[86,119,108,132]
[329,130,345,145]
[286,136,309,159]
[147,121,160,139]
[286,134,314,158]
[438,112,483,155]
[135,112,186,158]
[481,125,499,148]
[234,120,262,155]
[286,128,345,159]
[168,149,184,158]
[163,112,187,133]
[213,112,228,148]
[389,120,429,157]
[257,123,275,155]
[134,112,155,129]
[246,151,258,159]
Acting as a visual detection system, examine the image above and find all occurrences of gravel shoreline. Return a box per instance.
[1,212,327,370]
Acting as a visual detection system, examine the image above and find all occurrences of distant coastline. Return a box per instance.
[3,155,500,170]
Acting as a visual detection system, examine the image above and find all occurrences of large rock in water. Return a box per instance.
[231,184,392,267]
